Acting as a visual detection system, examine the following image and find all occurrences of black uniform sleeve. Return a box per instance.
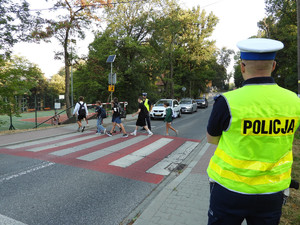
[207,95,231,136]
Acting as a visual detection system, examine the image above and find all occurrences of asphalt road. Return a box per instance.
[0,104,212,225]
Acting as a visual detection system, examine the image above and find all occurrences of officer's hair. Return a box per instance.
[243,60,275,75]
[79,96,84,101]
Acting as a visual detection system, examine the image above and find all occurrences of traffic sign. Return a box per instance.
[108,85,115,92]
[108,73,117,84]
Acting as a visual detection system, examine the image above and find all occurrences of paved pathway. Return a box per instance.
[0,114,135,147]
[133,142,216,225]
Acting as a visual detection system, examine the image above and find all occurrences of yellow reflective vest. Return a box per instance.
[207,84,300,194]
[144,98,150,112]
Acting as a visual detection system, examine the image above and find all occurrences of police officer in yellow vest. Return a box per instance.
[142,93,153,130]
[206,38,300,225]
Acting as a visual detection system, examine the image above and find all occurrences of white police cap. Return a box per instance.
[237,38,284,60]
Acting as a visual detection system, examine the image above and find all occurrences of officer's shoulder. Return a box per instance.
[213,94,224,101]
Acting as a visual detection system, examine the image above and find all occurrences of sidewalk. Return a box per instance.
[0,114,138,147]
[133,141,216,225]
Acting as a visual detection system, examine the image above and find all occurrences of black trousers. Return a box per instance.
[208,182,284,225]
[145,113,151,130]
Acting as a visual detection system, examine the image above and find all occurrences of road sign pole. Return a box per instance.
[111,62,113,102]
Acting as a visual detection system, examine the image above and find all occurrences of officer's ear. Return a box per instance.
[240,61,246,73]
[272,61,277,72]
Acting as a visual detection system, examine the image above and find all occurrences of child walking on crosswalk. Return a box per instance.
[164,102,178,136]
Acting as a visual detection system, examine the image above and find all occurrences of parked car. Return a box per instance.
[150,99,181,120]
[180,99,197,113]
[195,97,208,108]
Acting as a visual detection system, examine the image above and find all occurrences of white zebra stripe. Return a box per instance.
[77,135,149,161]
[109,138,173,168]
[146,141,199,175]
[50,134,122,156]
[6,132,86,149]
[26,134,97,152]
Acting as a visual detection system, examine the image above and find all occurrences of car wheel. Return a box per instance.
[178,111,181,118]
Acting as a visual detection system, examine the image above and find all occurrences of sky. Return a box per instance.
[12,0,266,78]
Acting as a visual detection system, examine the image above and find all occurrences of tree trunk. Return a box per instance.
[64,32,72,118]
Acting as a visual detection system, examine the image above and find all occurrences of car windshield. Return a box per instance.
[195,99,205,102]
[155,100,172,106]
[180,100,192,104]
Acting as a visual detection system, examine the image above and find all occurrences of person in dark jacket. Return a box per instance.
[164,102,178,136]
[95,101,106,135]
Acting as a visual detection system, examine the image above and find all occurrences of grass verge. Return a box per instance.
[280,130,300,225]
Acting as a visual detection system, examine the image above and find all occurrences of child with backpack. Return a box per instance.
[106,97,128,138]
[73,96,88,132]
[95,101,106,135]
[164,102,178,136]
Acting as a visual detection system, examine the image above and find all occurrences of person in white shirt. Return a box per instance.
[73,96,88,132]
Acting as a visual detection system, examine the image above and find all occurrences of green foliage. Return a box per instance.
[31,0,108,117]
[258,0,297,92]
[0,56,43,120]
[0,0,34,57]
[233,52,244,88]
[73,0,227,110]
[49,74,65,94]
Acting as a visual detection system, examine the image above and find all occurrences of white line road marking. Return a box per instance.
[50,134,122,156]
[77,135,149,161]
[25,134,97,152]
[0,214,28,225]
[146,141,199,175]
[109,138,173,168]
[6,132,90,149]
[0,162,55,183]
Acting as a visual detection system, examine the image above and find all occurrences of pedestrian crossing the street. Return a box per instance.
[0,132,200,184]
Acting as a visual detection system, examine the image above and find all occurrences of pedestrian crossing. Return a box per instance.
[0,132,200,184]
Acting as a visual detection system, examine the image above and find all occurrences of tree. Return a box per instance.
[0,56,43,127]
[258,0,297,92]
[31,0,112,118]
[233,52,244,88]
[149,3,219,97]
[217,47,235,88]
[49,74,65,94]
[0,0,34,57]
[73,0,220,109]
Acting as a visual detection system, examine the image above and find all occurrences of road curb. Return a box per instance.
[122,138,211,225]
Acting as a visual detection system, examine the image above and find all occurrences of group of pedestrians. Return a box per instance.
[72,92,177,137]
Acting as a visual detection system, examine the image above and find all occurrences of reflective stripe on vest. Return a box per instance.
[144,99,150,111]
[207,84,300,194]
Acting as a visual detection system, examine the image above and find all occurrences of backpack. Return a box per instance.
[100,107,107,118]
[78,102,86,117]
[119,105,126,118]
